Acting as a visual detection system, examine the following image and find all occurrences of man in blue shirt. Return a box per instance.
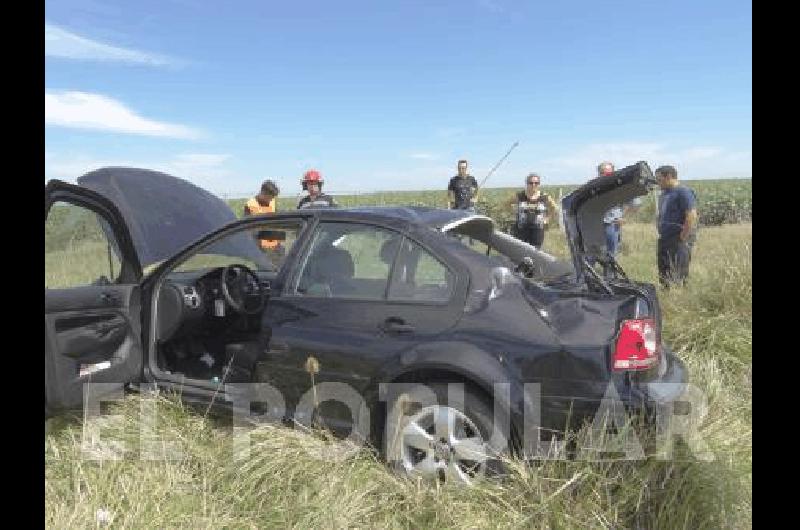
[656,165,698,288]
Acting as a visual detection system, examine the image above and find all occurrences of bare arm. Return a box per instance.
[680,209,698,241]
[545,195,559,226]
[506,193,519,209]
[447,189,455,209]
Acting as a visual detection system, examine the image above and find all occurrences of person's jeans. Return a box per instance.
[657,235,691,288]
[605,222,620,257]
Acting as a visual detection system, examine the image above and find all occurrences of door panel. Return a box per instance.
[260,222,466,432]
[45,181,144,414]
[45,285,143,410]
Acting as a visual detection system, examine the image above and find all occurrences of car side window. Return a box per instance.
[293,222,403,299]
[388,238,454,302]
[45,200,123,289]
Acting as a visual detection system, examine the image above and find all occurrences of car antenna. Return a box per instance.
[475,141,520,199]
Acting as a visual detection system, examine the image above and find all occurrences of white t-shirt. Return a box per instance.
[603,197,642,224]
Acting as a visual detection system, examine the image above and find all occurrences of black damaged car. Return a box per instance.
[45,161,687,483]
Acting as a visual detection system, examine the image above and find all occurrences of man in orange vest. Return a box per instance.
[244,180,282,252]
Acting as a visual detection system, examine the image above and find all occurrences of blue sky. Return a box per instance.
[45,0,752,197]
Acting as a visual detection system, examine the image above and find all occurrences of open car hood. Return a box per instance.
[77,167,267,270]
[561,161,655,277]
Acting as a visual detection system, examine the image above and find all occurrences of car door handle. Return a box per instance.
[380,317,415,334]
[99,292,119,305]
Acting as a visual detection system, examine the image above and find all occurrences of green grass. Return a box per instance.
[45,222,752,529]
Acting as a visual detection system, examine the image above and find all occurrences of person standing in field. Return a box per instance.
[244,179,282,253]
[447,159,479,211]
[506,173,559,249]
[297,169,338,209]
[597,161,642,258]
[597,161,625,258]
[655,165,698,288]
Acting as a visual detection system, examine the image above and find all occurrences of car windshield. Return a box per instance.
[142,235,274,276]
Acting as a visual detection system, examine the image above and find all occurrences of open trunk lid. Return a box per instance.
[561,161,655,281]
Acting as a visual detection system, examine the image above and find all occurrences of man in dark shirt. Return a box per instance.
[447,159,479,211]
[655,165,698,288]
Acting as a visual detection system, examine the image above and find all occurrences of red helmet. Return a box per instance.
[302,169,323,184]
[301,169,323,191]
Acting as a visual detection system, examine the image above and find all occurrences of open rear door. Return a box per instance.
[45,180,144,416]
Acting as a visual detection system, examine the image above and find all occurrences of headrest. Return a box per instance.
[317,247,354,279]
[380,237,402,265]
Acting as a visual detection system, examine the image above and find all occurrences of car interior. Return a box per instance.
[155,266,268,383]
[294,225,455,302]
[152,224,297,384]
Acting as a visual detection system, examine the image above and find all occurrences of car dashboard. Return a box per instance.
[156,267,270,342]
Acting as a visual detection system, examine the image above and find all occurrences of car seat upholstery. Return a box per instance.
[381,237,419,298]
[306,246,356,296]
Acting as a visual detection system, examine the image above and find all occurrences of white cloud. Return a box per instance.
[45,22,176,66]
[45,153,233,193]
[530,142,751,183]
[476,0,504,13]
[409,152,439,161]
[434,127,467,140]
[45,91,203,139]
[166,154,232,178]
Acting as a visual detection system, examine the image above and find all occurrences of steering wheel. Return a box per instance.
[220,264,266,315]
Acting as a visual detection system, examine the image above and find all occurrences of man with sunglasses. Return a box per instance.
[507,173,558,249]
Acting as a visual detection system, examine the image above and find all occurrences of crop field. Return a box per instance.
[45,180,752,529]
[228,178,752,228]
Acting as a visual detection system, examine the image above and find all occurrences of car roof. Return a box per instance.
[301,206,478,230]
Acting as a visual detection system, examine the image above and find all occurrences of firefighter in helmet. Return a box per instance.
[297,169,338,209]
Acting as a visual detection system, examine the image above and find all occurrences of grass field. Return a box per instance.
[45,216,752,528]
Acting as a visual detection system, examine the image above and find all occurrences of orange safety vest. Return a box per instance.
[245,197,279,250]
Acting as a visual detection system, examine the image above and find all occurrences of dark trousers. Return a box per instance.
[657,235,691,287]
[516,224,545,248]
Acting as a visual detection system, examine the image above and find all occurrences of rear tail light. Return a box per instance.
[612,318,659,371]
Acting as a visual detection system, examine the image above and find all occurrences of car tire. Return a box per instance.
[383,382,510,485]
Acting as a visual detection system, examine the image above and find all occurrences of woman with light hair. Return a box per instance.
[506,173,559,249]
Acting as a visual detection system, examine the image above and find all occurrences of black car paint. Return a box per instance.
[46,167,688,455]
[150,210,678,447]
[562,161,655,278]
